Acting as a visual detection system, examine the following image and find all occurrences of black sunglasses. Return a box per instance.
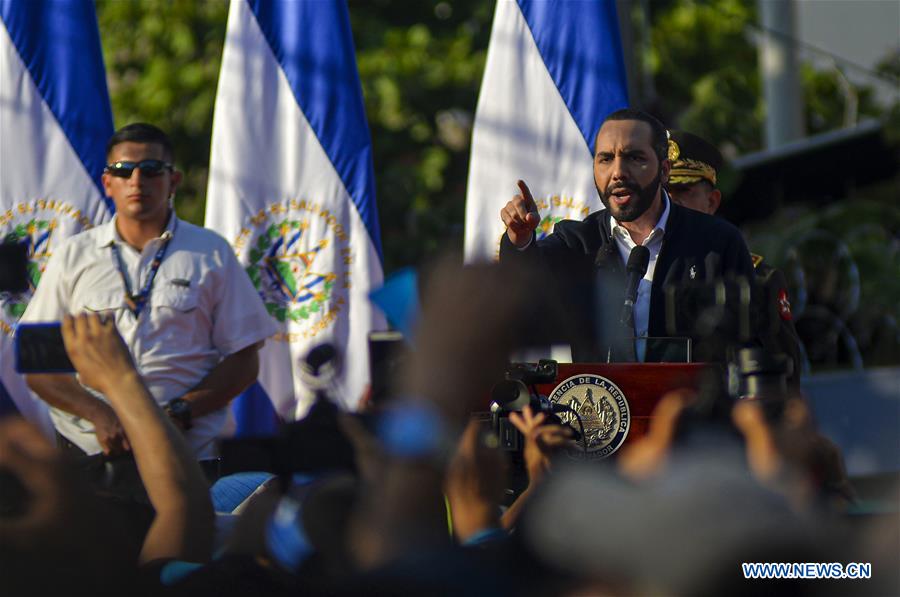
[104,159,173,178]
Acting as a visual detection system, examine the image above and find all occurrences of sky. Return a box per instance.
[796,0,899,104]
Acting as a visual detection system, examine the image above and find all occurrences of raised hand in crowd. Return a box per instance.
[61,313,140,395]
[0,417,135,595]
[350,256,531,569]
[510,405,574,487]
[732,397,854,512]
[0,418,73,546]
[501,405,574,530]
[613,382,854,514]
[617,389,694,482]
[61,313,214,563]
[405,256,532,427]
[500,180,542,248]
[444,420,506,543]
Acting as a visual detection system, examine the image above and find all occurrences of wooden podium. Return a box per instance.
[482,363,714,457]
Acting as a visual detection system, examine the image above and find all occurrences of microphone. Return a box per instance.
[619,245,650,328]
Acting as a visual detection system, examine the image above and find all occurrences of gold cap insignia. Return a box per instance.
[668,139,680,162]
[669,159,717,185]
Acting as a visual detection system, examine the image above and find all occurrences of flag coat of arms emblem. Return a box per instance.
[206,0,384,424]
[464,0,628,262]
[0,0,114,433]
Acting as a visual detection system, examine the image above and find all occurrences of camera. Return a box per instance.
[490,360,558,417]
[505,360,558,385]
[487,360,574,453]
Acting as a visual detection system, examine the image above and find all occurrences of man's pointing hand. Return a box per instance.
[500,180,541,248]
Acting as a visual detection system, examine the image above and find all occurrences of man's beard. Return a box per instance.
[597,169,662,223]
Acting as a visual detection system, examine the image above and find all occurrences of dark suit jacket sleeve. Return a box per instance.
[499,219,597,269]
[498,230,536,264]
[723,228,755,280]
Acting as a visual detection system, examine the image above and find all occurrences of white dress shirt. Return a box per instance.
[20,213,278,458]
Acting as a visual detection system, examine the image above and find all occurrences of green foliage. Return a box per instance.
[96,0,228,227]
[875,48,900,146]
[744,199,900,365]
[95,0,491,273]
[646,0,762,151]
[801,64,883,135]
[350,0,492,270]
[94,0,895,282]
[645,0,896,155]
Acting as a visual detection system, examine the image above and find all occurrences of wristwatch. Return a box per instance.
[164,398,193,430]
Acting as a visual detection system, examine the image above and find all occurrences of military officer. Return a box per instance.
[666,130,805,389]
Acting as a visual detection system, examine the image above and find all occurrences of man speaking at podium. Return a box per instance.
[499,109,754,362]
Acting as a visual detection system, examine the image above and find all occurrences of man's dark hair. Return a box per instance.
[597,108,668,162]
[106,123,174,161]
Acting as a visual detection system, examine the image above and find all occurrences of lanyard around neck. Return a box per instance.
[110,233,173,318]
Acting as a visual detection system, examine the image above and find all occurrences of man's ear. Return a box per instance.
[101,172,113,197]
[170,170,183,194]
[660,158,671,185]
[708,188,722,214]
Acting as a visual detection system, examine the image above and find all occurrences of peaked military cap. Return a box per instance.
[667,130,724,186]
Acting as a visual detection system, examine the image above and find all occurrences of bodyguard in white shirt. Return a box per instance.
[21,123,277,460]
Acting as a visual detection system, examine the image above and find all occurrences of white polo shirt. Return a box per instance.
[609,193,671,362]
[20,214,278,458]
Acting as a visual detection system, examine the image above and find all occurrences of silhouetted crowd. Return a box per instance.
[0,258,896,597]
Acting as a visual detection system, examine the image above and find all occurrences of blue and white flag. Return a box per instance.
[464,0,628,262]
[206,0,385,425]
[0,0,114,434]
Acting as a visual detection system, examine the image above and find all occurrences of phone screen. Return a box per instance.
[14,323,76,373]
[367,331,408,407]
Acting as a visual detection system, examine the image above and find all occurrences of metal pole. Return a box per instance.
[758,0,805,148]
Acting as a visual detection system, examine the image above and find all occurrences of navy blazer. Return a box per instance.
[499,200,754,361]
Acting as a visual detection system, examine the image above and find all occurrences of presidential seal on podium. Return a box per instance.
[549,374,631,459]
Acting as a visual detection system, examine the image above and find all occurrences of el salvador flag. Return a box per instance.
[464,0,629,262]
[0,0,114,435]
[206,0,385,431]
